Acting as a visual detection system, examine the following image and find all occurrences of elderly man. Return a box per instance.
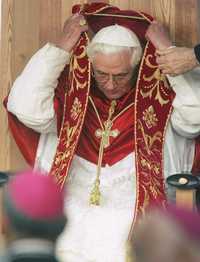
[5,2,200,262]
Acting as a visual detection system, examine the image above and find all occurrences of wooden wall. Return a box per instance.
[0,0,200,172]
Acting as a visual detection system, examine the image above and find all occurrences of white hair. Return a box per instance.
[86,25,143,68]
[87,43,142,69]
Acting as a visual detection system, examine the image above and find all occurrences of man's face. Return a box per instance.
[92,51,133,100]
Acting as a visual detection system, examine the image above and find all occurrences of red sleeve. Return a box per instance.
[5,104,39,167]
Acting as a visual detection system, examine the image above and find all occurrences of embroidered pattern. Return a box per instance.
[50,33,91,188]
[142,105,158,129]
[69,43,88,95]
[70,97,82,120]
[52,113,84,185]
[140,54,170,106]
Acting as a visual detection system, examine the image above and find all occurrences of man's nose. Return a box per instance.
[105,75,115,90]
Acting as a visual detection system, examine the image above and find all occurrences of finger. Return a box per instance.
[156,47,176,55]
[162,70,177,77]
[156,56,168,64]
[158,64,171,72]
[158,65,176,75]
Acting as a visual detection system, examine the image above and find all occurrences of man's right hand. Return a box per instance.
[55,14,88,53]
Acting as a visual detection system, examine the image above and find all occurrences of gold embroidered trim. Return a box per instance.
[50,34,91,188]
[70,97,83,120]
[142,105,158,129]
[85,13,146,20]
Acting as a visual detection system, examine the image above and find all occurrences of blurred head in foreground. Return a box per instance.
[127,204,200,262]
[3,170,67,242]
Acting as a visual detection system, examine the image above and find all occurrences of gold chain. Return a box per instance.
[89,99,117,205]
[89,96,134,205]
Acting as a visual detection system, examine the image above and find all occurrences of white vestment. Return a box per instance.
[7,43,200,262]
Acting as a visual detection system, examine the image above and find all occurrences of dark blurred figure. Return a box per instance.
[1,170,67,262]
[127,204,200,262]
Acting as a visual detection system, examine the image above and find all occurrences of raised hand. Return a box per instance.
[145,21,172,50]
[55,14,88,52]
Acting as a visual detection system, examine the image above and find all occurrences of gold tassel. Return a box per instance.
[125,241,136,262]
[89,178,101,205]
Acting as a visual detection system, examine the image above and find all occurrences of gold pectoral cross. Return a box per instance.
[89,100,120,205]
[95,119,120,148]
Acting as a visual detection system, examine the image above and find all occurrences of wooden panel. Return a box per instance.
[0,0,14,171]
[111,0,200,46]
[11,0,40,171]
[176,189,195,210]
[175,0,200,46]
[39,0,62,46]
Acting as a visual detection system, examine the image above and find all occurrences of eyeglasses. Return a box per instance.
[93,69,133,84]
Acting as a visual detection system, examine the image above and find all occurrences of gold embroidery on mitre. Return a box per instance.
[142,105,158,129]
[70,97,82,120]
[140,54,170,106]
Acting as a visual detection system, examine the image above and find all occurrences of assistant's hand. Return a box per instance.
[145,21,172,50]
[156,47,199,76]
[55,14,88,52]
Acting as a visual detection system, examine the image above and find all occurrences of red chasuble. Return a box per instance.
[5,2,200,232]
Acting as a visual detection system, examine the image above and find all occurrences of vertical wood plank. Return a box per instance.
[9,0,40,171]
[175,0,200,46]
[39,0,62,46]
[176,189,195,210]
[0,0,14,171]
[61,0,76,27]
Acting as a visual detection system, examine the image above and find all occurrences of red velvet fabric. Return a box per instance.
[76,82,135,166]
[3,98,39,166]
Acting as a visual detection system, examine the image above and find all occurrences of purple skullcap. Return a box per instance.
[7,170,65,220]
